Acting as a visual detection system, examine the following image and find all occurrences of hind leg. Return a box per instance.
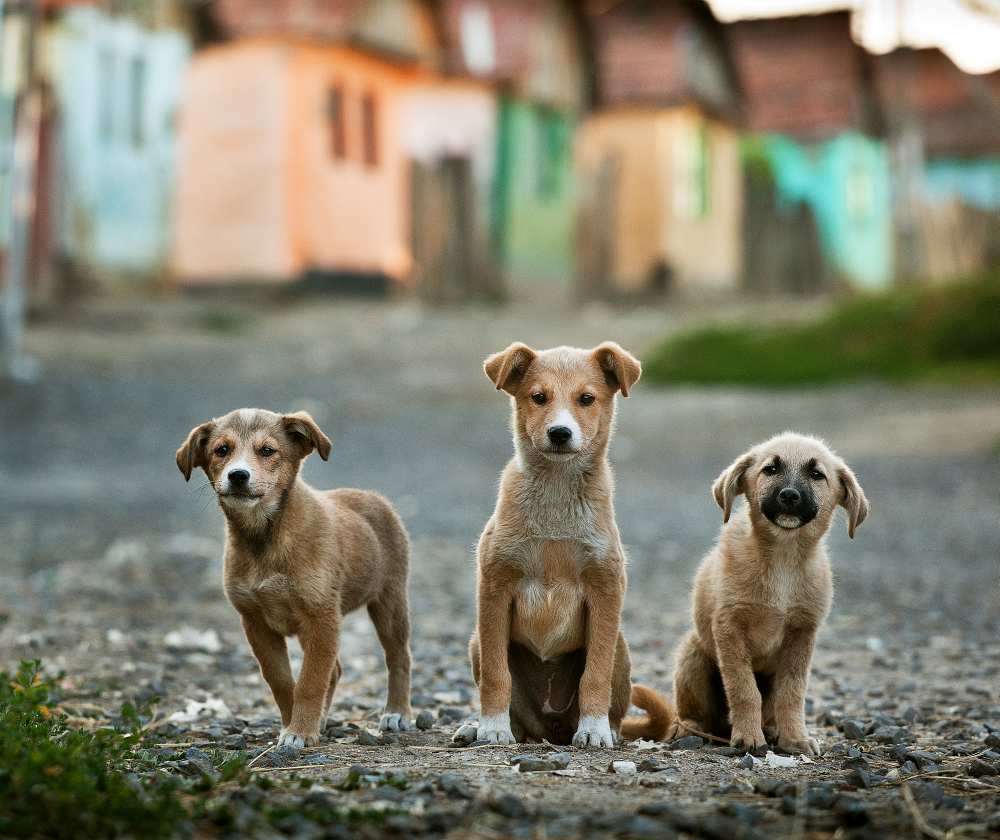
[367,588,413,732]
[321,658,343,723]
[759,674,778,743]
[670,630,723,740]
[609,632,632,740]
[469,632,481,686]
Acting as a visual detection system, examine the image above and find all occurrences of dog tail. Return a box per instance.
[620,683,674,741]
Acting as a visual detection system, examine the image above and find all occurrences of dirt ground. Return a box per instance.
[2,294,999,839]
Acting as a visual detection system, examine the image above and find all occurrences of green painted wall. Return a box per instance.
[752,132,894,290]
[491,96,576,289]
[924,157,1000,210]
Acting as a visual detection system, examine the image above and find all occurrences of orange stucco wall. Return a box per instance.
[174,39,480,284]
[287,43,414,280]
[173,43,295,281]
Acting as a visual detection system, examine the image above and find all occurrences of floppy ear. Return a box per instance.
[176,421,215,481]
[837,462,869,538]
[591,341,641,397]
[283,412,332,461]
[483,342,537,395]
[712,450,755,523]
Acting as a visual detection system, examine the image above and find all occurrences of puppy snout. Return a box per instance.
[778,487,801,508]
[228,468,251,486]
[547,426,573,447]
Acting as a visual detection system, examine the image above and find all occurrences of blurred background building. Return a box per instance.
[1,0,999,331]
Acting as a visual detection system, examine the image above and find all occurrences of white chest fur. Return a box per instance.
[226,573,300,637]
[510,540,588,661]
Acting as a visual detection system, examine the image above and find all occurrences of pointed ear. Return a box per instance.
[283,412,332,461]
[712,450,755,523]
[176,421,215,481]
[837,461,869,538]
[591,341,641,397]
[483,342,537,395]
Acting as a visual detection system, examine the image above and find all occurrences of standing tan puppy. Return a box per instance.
[176,408,413,747]
[669,432,869,754]
[467,343,671,747]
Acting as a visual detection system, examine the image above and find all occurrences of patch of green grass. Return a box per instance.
[1,660,395,839]
[196,309,254,335]
[0,661,186,839]
[646,276,1000,387]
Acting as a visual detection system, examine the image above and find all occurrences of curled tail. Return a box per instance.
[620,684,674,741]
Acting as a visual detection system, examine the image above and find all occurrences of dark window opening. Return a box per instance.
[327,85,347,160]
[98,49,114,143]
[129,55,145,148]
[361,91,379,168]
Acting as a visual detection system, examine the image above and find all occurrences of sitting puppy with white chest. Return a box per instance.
[669,432,870,754]
[176,408,413,747]
[466,343,671,748]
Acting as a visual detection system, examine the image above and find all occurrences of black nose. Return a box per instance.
[778,487,800,508]
[228,469,250,485]
[547,426,572,446]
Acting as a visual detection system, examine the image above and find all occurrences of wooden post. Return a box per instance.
[0,0,40,381]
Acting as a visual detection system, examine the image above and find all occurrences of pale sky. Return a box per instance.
[709,0,1000,73]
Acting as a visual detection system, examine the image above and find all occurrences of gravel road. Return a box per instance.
[2,296,998,838]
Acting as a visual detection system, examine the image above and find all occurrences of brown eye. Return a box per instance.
[762,463,779,476]
[259,446,276,457]
[531,392,547,405]
[214,444,229,457]
[579,393,595,406]
[809,469,825,481]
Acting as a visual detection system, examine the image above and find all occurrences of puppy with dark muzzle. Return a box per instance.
[464,343,672,748]
[176,408,413,747]
[667,432,869,754]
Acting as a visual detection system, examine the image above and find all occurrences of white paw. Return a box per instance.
[572,714,615,748]
[277,728,318,748]
[476,711,516,745]
[379,712,413,732]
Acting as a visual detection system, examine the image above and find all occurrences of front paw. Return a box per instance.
[777,733,819,755]
[277,727,320,748]
[476,711,516,744]
[572,714,615,748]
[379,711,414,732]
[730,723,767,752]
[476,712,515,744]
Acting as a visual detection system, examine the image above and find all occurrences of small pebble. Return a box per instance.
[841,719,867,740]
[355,730,380,746]
[669,735,704,751]
[967,758,999,777]
[489,794,528,818]
[608,760,637,775]
[512,753,572,772]
[415,710,436,730]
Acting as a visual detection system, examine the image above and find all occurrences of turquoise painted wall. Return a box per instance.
[924,157,1000,210]
[492,96,576,287]
[51,8,189,276]
[756,133,893,290]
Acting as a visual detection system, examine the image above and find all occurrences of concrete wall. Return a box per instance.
[758,132,893,289]
[576,106,742,294]
[50,7,189,278]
